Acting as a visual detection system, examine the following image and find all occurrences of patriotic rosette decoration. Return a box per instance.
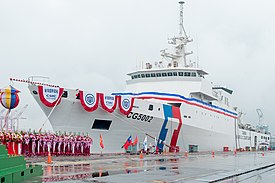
[117,95,134,115]
[38,85,64,107]
[99,93,117,113]
[79,90,99,112]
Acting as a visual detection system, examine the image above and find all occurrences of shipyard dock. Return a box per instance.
[24,151,275,183]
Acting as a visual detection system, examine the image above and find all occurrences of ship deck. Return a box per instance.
[24,150,275,183]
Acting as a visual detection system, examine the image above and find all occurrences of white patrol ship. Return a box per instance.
[28,2,270,153]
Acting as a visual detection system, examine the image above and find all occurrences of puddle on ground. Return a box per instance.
[42,157,181,182]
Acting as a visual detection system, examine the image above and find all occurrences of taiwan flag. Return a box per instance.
[123,136,132,150]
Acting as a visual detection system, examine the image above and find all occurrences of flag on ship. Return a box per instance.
[143,136,147,151]
[122,136,132,150]
[154,137,158,152]
[99,134,104,149]
[132,135,138,146]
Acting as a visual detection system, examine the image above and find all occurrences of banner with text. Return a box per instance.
[38,85,64,107]
[99,93,117,113]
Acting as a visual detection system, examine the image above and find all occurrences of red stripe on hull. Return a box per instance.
[169,106,183,152]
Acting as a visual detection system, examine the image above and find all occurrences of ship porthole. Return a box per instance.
[33,90,38,95]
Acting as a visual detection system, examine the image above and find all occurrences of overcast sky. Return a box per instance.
[0,0,275,132]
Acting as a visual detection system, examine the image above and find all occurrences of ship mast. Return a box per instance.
[160,1,193,68]
[179,1,185,37]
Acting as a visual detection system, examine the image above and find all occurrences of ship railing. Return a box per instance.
[28,76,50,85]
[27,76,59,87]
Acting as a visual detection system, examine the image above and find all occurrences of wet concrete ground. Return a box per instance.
[25,151,275,183]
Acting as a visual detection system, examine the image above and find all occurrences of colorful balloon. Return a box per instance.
[0,85,20,109]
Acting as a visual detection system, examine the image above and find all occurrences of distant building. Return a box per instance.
[271,136,275,150]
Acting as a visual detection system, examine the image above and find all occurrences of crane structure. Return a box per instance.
[0,104,28,131]
[256,108,269,134]
[10,104,28,131]
[0,109,6,131]
[256,108,264,125]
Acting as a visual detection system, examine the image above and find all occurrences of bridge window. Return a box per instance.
[173,72,178,76]
[168,72,173,76]
[191,72,197,77]
[133,75,138,79]
[179,72,184,76]
[184,72,191,77]
[141,74,145,78]
[156,73,161,77]
[162,73,167,77]
[151,73,156,77]
[145,74,151,78]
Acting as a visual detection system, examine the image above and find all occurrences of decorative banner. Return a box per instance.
[99,93,117,113]
[38,85,64,107]
[117,95,134,115]
[79,90,99,112]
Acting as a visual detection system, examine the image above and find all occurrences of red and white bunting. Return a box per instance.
[79,90,99,112]
[38,85,64,107]
[99,93,117,113]
[118,95,134,115]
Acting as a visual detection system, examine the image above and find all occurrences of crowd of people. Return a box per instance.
[0,131,93,156]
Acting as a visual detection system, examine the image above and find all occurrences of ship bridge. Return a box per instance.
[127,67,208,80]
[126,67,217,102]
